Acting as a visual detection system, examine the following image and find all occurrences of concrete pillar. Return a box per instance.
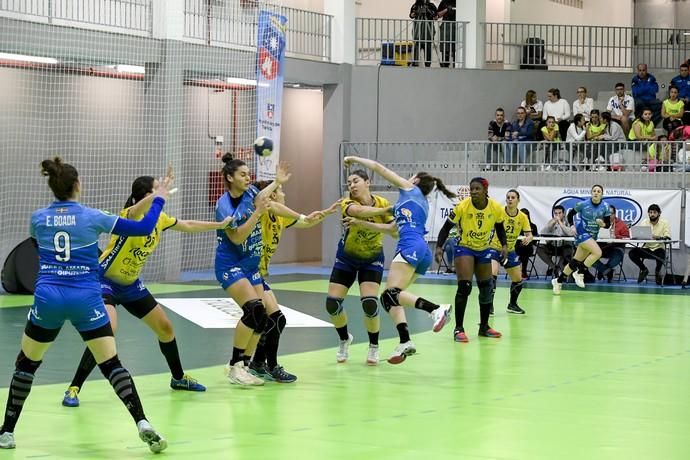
[324,0,355,64]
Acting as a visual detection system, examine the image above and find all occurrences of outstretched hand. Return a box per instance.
[275,162,292,184]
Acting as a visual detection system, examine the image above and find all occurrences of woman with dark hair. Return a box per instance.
[325,169,396,365]
[435,177,507,343]
[552,184,611,295]
[1,157,170,452]
[343,156,453,365]
[61,167,232,407]
[215,153,291,385]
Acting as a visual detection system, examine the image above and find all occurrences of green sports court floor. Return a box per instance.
[0,274,688,459]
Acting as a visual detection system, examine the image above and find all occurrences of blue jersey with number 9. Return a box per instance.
[30,201,119,287]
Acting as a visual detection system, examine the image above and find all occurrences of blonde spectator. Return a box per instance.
[521,89,543,123]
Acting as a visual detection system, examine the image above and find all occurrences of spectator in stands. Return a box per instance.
[602,111,625,141]
[486,108,513,170]
[511,106,535,170]
[629,204,671,285]
[567,114,588,167]
[661,85,685,135]
[631,63,661,124]
[592,204,630,282]
[586,110,606,141]
[670,63,690,106]
[409,0,437,68]
[648,135,672,172]
[537,205,575,277]
[607,83,635,136]
[541,116,561,169]
[670,111,690,141]
[629,108,657,142]
[572,87,594,121]
[543,88,571,137]
[516,207,539,279]
[436,0,456,68]
[521,90,544,126]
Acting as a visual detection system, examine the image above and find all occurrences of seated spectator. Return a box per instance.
[516,207,539,279]
[647,135,672,172]
[628,108,657,141]
[670,63,690,106]
[521,89,544,124]
[592,204,630,282]
[601,111,626,142]
[572,87,594,121]
[543,88,571,137]
[541,116,561,168]
[586,110,606,141]
[631,63,661,124]
[486,107,513,170]
[511,106,535,169]
[661,85,685,134]
[607,82,635,136]
[537,204,575,277]
[629,204,671,285]
[669,111,690,141]
[567,114,589,167]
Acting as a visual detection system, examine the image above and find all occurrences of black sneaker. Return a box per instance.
[637,268,649,284]
[507,303,525,315]
[655,272,662,285]
[248,361,274,381]
[267,365,297,383]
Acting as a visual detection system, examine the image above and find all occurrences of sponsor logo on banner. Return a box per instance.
[553,196,643,227]
[159,298,330,329]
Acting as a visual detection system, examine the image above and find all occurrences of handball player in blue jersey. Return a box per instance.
[552,184,612,294]
[215,153,291,385]
[0,157,170,452]
[343,156,453,365]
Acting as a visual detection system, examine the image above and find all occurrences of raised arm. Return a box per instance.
[126,164,174,219]
[171,216,232,233]
[255,162,291,203]
[343,156,414,190]
[269,200,340,229]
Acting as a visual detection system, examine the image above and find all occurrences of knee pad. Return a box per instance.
[380,288,402,312]
[274,311,286,335]
[15,350,42,375]
[97,355,123,379]
[477,279,493,304]
[241,299,267,331]
[456,280,472,298]
[325,297,344,316]
[361,296,379,318]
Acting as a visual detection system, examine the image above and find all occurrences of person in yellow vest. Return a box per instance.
[628,108,657,141]
[489,190,533,315]
[661,85,685,134]
[586,109,607,141]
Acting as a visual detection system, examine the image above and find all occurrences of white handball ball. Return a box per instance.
[253,136,274,157]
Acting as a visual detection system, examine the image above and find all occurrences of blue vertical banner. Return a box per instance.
[256,10,287,180]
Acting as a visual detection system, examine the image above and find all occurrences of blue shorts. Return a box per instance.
[333,250,385,276]
[489,249,520,269]
[575,232,594,246]
[101,277,150,304]
[454,246,494,264]
[262,279,271,292]
[216,264,263,290]
[394,239,432,275]
[30,283,110,332]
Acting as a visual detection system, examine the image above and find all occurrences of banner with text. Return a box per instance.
[256,10,287,180]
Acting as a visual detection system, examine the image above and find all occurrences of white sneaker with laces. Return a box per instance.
[572,271,586,288]
[336,333,353,363]
[430,304,452,333]
[387,341,417,365]
[551,278,562,295]
[366,344,379,366]
[136,420,168,454]
[0,432,15,449]
[227,361,264,386]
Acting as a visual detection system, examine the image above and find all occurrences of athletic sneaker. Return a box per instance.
[267,365,297,383]
[366,344,380,366]
[226,361,264,386]
[387,341,416,365]
[453,329,469,343]
[551,278,562,295]
[248,361,274,381]
[136,419,168,454]
[572,271,586,288]
[62,386,80,407]
[170,373,206,392]
[430,304,452,332]
[336,333,353,363]
[507,303,525,315]
[0,432,15,449]
[478,327,502,338]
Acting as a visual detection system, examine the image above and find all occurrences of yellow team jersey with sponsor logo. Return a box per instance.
[490,208,530,251]
[99,208,177,285]
[259,212,297,278]
[449,198,504,251]
[341,194,393,260]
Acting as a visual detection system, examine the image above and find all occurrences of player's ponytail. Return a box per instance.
[125,176,155,208]
[434,177,456,199]
[40,156,79,201]
[415,171,456,198]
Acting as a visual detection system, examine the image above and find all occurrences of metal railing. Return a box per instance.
[484,22,690,72]
[340,141,689,190]
[184,1,332,61]
[356,18,467,68]
[0,0,152,34]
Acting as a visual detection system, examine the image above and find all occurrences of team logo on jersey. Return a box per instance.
[55,207,69,213]
[400,208,413,222]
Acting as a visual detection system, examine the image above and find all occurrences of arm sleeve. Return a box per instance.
[494,222,507,246]
[112,197,165,237]
[436,219,455,249]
